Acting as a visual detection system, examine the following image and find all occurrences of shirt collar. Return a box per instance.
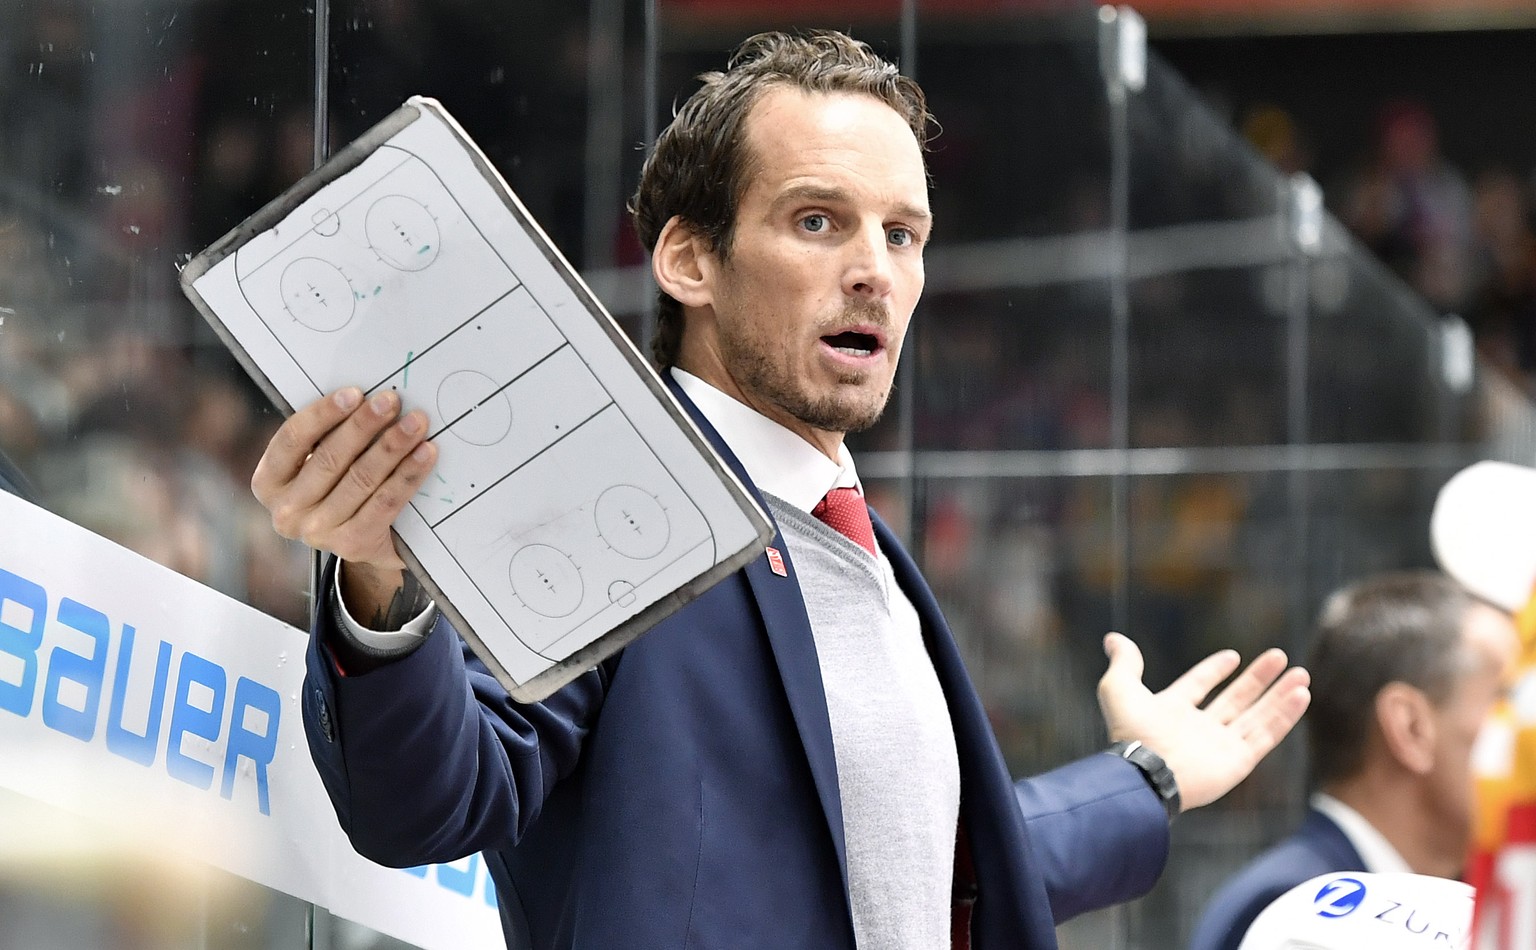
[671,368,860,514]
[1310,792,1413,874]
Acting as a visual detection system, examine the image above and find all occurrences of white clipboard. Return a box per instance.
[179,97,773,701]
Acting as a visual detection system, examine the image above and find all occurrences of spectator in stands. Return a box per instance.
[1339,100,1475,315]
[1240,104,1310,177]
[1466,168,1536,392]
[1188,571,1519,950]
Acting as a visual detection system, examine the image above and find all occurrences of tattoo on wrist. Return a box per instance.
[368,570,431,631]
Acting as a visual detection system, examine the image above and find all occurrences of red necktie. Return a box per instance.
[811,486,876,557]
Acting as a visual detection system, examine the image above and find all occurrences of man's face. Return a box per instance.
[1430,603,1520,847]
[680,86,930,456]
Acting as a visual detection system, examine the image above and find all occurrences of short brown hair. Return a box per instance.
[628,30,933,368]
[1305,570,1480,786]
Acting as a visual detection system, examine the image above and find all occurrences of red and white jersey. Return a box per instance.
[1431,461,1536,950]
[1468,591,1536,950]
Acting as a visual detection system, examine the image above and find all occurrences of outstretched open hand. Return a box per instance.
[1097,633,1311,813]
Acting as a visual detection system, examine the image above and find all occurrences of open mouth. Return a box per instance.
[821,330,881,358]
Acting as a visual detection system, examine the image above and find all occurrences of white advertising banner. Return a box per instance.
[0,490,503,949]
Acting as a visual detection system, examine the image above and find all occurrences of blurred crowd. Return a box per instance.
[0,0,318,628]
[1245,97,1536,396]
[0,216,311,628]
[0,0,622,634]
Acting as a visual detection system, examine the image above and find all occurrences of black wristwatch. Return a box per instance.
[1106,740,1181,821]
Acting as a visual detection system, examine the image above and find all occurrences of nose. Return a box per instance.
[844,221,894,300]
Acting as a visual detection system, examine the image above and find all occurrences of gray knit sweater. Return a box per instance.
[764,493,960,949]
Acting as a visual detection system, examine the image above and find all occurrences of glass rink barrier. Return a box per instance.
[1,2,1533,948]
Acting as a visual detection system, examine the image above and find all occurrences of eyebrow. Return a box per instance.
[771,184,932,226]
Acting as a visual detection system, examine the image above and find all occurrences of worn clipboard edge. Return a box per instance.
[177,97,775,703]
[403,99,775,701]
[177,102,426,416]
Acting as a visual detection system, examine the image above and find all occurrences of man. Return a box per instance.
[253,31,1309,949]
[1188,571,1519,950]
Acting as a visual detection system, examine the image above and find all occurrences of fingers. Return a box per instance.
[285,390,417,511]
[309,426,437,553]
[1231,666,1311,750]
[1199,648,1289,723]
[1162,648,1242,708]
[252,387,436,564]
[251,387,364,505]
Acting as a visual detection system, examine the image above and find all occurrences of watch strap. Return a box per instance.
[1106,739,1181,821]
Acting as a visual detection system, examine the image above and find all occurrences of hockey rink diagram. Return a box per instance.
[228,146,715,660]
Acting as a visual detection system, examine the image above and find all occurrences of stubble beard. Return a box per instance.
[748,362,892,435]
[722,309,896,436]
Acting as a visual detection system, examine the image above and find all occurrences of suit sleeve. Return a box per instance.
[1014,752,1170,922]
[301,558,606,868]
[1187,882,1290,950]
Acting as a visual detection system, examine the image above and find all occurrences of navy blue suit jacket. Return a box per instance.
[1187,808,1367,950]
[302,382,1170,949]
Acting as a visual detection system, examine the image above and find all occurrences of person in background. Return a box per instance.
[1339,99,1475,316]
[1189,571,1519,950]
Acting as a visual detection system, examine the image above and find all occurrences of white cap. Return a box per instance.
[1430,460,1536,612]
[1236,872,1473,950]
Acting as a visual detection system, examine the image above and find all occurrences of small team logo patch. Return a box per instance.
[765,546,787,577]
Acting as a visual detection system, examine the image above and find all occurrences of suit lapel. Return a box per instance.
[662,375,851,901]
[741,547,851,893]
[1307,808,1370,872]
[653,378,1054,943]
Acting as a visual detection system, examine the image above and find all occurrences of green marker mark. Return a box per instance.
[373,285,383,296]
[418,245,432,255]
[434,472,448,484]
[403,350,414,387]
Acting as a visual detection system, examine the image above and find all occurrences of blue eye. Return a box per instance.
[889,228,912,247]
[801,214,828,233]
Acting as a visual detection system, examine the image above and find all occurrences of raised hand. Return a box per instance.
[1096,633,1311,812]
[250,387,437,624]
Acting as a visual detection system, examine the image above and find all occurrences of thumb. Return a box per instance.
[1101,632,1145,686]
[1098,633,1148,740]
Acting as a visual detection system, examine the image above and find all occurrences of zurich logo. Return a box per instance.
[1312,877,1368,918]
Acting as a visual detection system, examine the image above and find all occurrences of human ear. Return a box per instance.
[652,216,714,309]
[1375,682,1437,775]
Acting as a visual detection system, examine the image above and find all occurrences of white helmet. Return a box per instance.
[1236,872,1473,950]
[1430,460,1536,612]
